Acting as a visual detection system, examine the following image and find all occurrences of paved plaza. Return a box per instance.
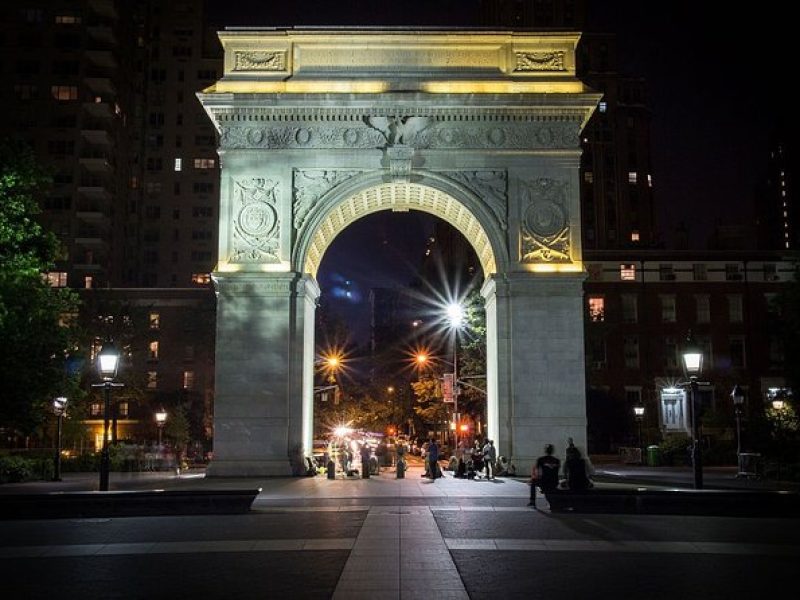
[1,464,799,599]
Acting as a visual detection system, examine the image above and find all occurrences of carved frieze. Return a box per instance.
[292,170,362,230]
[220,120,580,150]
[514,51,566,72]
[439,170,508,231]
[233,51,287,72]
[520,178,571,263]
[386,145,415,183]
[230,178,281,264]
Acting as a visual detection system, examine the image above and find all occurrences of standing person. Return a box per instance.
[360,443,371,479]
[428,439,440,479]
[530,444,560,508]
[482,439,497,480]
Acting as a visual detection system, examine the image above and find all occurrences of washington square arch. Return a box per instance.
[198,28,600,476]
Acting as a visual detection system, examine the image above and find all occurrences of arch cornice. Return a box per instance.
[292,169,510,279]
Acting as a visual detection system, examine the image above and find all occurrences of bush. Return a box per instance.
[658,434,691,466]
[0,455,53,483]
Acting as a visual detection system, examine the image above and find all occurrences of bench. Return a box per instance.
[544,487,800,517]
[0,488,261,520]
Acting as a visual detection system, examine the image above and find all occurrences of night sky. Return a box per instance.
[206,0,790,340]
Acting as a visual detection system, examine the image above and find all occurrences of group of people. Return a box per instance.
[421,438,502,481]
[529,438,594,507]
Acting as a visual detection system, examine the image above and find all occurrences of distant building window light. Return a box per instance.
[647,174,653,187]
[149,312,160,330]
[55,15,81,24]
[174,158,182,171]
[588,297,605,322]
[147,371,158,389]
[631,231,640,242]
[192,273,211,285]
[620,264,636,281]
[149,341,159,360]
[183,370,195,390]
[193,158,215,169]
[45,272,68,287]
[628,171,638,184]
[84,276,93,289]
[584,172,594,183]
[598,101,607,113]
[118,402,129,418]
[51,85,78,101]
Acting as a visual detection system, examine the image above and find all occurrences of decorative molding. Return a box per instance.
[520,178,571,263]
[438,170,508,231]
[220,120,580,150]
[230,178,281,264]
[386,145,415,182]
[364,116,434,146]
[292,170,363,231]
[233,50,287,72]
[514,51,566,72]
[217,279,295,296]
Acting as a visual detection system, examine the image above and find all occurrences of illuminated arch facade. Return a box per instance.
[199,29,599,475]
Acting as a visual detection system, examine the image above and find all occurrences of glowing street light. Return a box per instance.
[52,397,68,481]
[155,409,168,447]
[681,333,706,489]
[446,303,465,329]
[92,341,122,491]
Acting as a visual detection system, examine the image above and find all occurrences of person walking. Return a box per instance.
[530,443,560,508]
[482,439,497,480]
[428,439,440,479]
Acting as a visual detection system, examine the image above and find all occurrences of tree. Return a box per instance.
[0,140,81,436]
[165,404,191,457]
[411,376,449,431]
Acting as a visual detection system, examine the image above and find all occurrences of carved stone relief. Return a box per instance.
[386,145,415,182]
[230,178,281,264]
[439,170,508,231]
[219,119,580,151]
[233,51,287,72]
[514,51,566,72]
[520,178,571,263]
[292,170,363,231]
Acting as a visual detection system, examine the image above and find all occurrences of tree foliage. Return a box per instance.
[0,140,81,434]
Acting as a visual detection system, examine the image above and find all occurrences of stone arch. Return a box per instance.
[293,171,508,280]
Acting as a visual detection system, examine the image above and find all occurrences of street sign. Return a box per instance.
[443,373,454,403]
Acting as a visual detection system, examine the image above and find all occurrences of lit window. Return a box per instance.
[149,312,160,330]
[191,273,211,285]
[45,272,68,287]
[174,158,182,171]
[91,403,101,417]
[51,85,78,101]
[628,171,638,184]
[147,371,158,389]
[55,15,81,24]
[588,297,605,322]
[598,101,607,113]
[193,158,216,169]
[620,264,636,281]
[630,231,640,242]
[149,341,159,360]
[584,171,594,183]
[84,276,93,289]
[183,370,195,390]
[118,402,129,418]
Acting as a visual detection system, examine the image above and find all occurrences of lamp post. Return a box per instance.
[633,404,645,460]
[445,303,464,452]
[93,341,121,491]
[731,384,747,477]
[155,409,168,447]
[681,334,705,490]
[52,397,68,481]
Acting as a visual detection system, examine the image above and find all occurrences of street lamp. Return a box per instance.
[52,397,68,481]
[731,384,745,477]
[633,404,645,460]
[681,333,705,490]
[93,341,121,491]
[445,302,464,452]
[155,409,168,447]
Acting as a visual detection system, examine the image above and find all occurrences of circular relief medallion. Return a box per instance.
[438,128,456,145]
[343,129,360,146]
[238,203,277,238]
[246,128,265,145]
[295,128,311,145]
[524,201,565,238]
[535,127,555,147]
[488,127,506,146]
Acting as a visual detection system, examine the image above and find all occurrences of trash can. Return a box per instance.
[646,445,661,467]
